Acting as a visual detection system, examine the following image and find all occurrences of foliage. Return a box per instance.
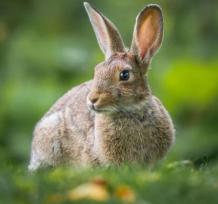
[1,164,218,204]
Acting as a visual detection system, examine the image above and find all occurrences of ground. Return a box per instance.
[1,161,218,204]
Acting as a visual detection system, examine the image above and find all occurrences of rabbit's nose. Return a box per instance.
[89,96,99,104]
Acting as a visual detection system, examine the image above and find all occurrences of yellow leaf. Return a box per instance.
[115,185,136,202]
[67,182,109,201]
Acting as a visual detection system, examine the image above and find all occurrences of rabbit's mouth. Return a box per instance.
[87,102,105,113]
[87,101,115,113]
[86,95,114,113]
[92,105,114,113]
[90,104,104,113]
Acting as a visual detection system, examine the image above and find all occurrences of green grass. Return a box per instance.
[1,162,218,204]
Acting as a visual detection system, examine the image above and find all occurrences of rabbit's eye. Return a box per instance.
[120,70,130,81]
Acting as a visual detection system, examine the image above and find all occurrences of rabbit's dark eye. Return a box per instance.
[120,70,130,81]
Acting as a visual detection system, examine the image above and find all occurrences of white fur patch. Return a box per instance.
[38,112,61,128]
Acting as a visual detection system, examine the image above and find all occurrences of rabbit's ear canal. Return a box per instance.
[130,4,163,64]
[84,2,125,59]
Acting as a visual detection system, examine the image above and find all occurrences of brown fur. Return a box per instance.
[28,3,175,171]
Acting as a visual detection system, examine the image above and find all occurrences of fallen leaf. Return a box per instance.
[91,177,108,186]
[67,182,109,201]
[115,185,136,202]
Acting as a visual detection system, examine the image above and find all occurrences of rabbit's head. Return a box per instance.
[84,2,163,113]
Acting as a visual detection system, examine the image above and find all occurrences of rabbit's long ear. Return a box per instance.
[130,4,163,64]
[84,2,125,59]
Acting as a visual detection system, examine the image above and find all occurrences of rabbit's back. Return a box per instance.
[29,80,96,170]
[39,80,94,141]
[44,80,92,118]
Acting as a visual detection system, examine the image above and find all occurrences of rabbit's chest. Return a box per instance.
[94,112,159,163]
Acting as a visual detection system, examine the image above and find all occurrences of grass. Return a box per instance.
[1,161,218,204]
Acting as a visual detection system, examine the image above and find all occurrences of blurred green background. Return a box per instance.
[0,0,218,203]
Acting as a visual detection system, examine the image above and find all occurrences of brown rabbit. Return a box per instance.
[28,2,175,171]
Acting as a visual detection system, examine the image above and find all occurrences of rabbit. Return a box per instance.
[28,2,175,171]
